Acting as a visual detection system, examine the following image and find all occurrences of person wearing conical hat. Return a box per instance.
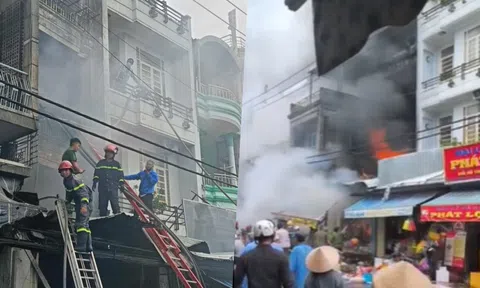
[304,246,345,288]
[373,261,432,288]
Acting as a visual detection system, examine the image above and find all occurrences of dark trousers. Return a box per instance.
[99,188,120,217]
[140,193,154,211]
[75,200,93,252]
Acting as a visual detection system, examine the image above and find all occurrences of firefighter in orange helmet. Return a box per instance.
[92,144,125,216]
[58,160,93,252]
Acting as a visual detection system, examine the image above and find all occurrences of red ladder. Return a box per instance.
[90,146,204,288]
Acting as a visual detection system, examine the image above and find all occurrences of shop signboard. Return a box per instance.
[443,143,480,183]
[344,207,413,219]
[421,205,480,222]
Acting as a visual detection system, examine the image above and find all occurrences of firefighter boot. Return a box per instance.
[75,231,88,252]
[86,233,93,252]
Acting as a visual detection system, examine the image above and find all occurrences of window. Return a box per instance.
[466,25,480,62]
[440,46,454,77]
[140,154,170,205]
[463,104,480,145]
[140,62,164,96]
[304,131,317,149]
[439,116,452,147]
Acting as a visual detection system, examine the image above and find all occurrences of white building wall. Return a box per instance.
[417,3,480,150]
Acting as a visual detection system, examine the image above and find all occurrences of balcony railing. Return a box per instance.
[117,192,185,230]
[197,82,239,102]
[140,0,190,33]
[0,133,39,167]
[422,57,480,89]
[221,35,246,50]
[0,200,46,226]
[0,63,33,117]
[203,173,238,187]
[111,81,194,122]
[39,0,99,30]
[421,0,460,20]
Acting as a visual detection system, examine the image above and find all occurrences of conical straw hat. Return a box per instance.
[305,245,340,273]
[373,261,432,288]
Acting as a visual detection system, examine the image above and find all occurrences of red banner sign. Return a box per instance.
[421,205,480,222]
[444,143,480,183]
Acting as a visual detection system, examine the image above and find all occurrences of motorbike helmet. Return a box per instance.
[253,219,276,239]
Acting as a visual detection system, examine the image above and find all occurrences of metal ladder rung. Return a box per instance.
[79,268,96,272]
[81,276,96,280]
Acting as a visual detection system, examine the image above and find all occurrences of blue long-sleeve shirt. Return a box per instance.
[124,170,158,196]
[289,243,312,288]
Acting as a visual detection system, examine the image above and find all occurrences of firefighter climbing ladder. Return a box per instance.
[89,146,204,288]
[56,200,103,288]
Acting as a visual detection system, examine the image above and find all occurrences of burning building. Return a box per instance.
[288,20,418,177]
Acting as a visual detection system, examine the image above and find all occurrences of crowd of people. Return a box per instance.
[233,219,434,288]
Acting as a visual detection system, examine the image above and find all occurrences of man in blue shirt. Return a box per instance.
[289,233,312,288]
[124,160,158,210]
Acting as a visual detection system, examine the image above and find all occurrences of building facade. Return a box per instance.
[193,10,243,210]
[0,0,234,287]
[417,0,480,150]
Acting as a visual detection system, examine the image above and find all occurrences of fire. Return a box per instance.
[369,129,408,160]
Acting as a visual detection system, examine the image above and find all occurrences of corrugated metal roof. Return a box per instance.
[192,251,233,261]
[378,171,444,189]
[378,149,444,187]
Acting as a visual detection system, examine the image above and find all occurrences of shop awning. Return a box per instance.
[420,191,480,222]
[344,192,437,219]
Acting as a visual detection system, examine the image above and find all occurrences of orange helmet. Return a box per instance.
[58,160,73,172]
[104,144,118,154]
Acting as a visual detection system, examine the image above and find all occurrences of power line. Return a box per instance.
[36,11,238,205]
[225,0,247,15]
[0,94,237,188]
[188,0,246,36]
[242,62,316,106]
[306,108,472,160]
[0,79,236,176]
[307,115,479,166]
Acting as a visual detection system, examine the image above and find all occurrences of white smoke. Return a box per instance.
[236,147,354,227]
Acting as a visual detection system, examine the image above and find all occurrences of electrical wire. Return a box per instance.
[32,8,240,204]
[242,62,316,106]
[225,0,247,15]
[306,109,477,161]
[0,79,235,176]
[188,0,246,36]
[76,18,238,205]
[306,116,480,165]
[0,94,236,188]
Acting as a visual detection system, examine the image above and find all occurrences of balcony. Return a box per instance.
[419,57,480,109]
[221,35,246,58]
[0,133,38,177]
[196,82,241,132]
[0,200,46,227]
[203,173,238,188]
[419,0,480,42]
[108,83,196,143]
[108,0,191,49]
[0,63,37,144]
[39,0,97,55]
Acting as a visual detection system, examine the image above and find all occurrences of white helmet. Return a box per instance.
[253,219,276,238]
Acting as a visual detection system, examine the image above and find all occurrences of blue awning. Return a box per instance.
[422,191,480,207]
[344,192,438,219]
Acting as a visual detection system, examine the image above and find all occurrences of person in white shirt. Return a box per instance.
[275,221,291,253]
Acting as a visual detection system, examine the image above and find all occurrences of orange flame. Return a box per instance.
[370,129,408,160]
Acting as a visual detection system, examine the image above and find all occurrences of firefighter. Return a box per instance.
[92,144,125,217]
[58,160,93,252]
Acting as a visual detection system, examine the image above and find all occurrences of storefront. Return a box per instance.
[343,191,438,262]
[419,143,480,284]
